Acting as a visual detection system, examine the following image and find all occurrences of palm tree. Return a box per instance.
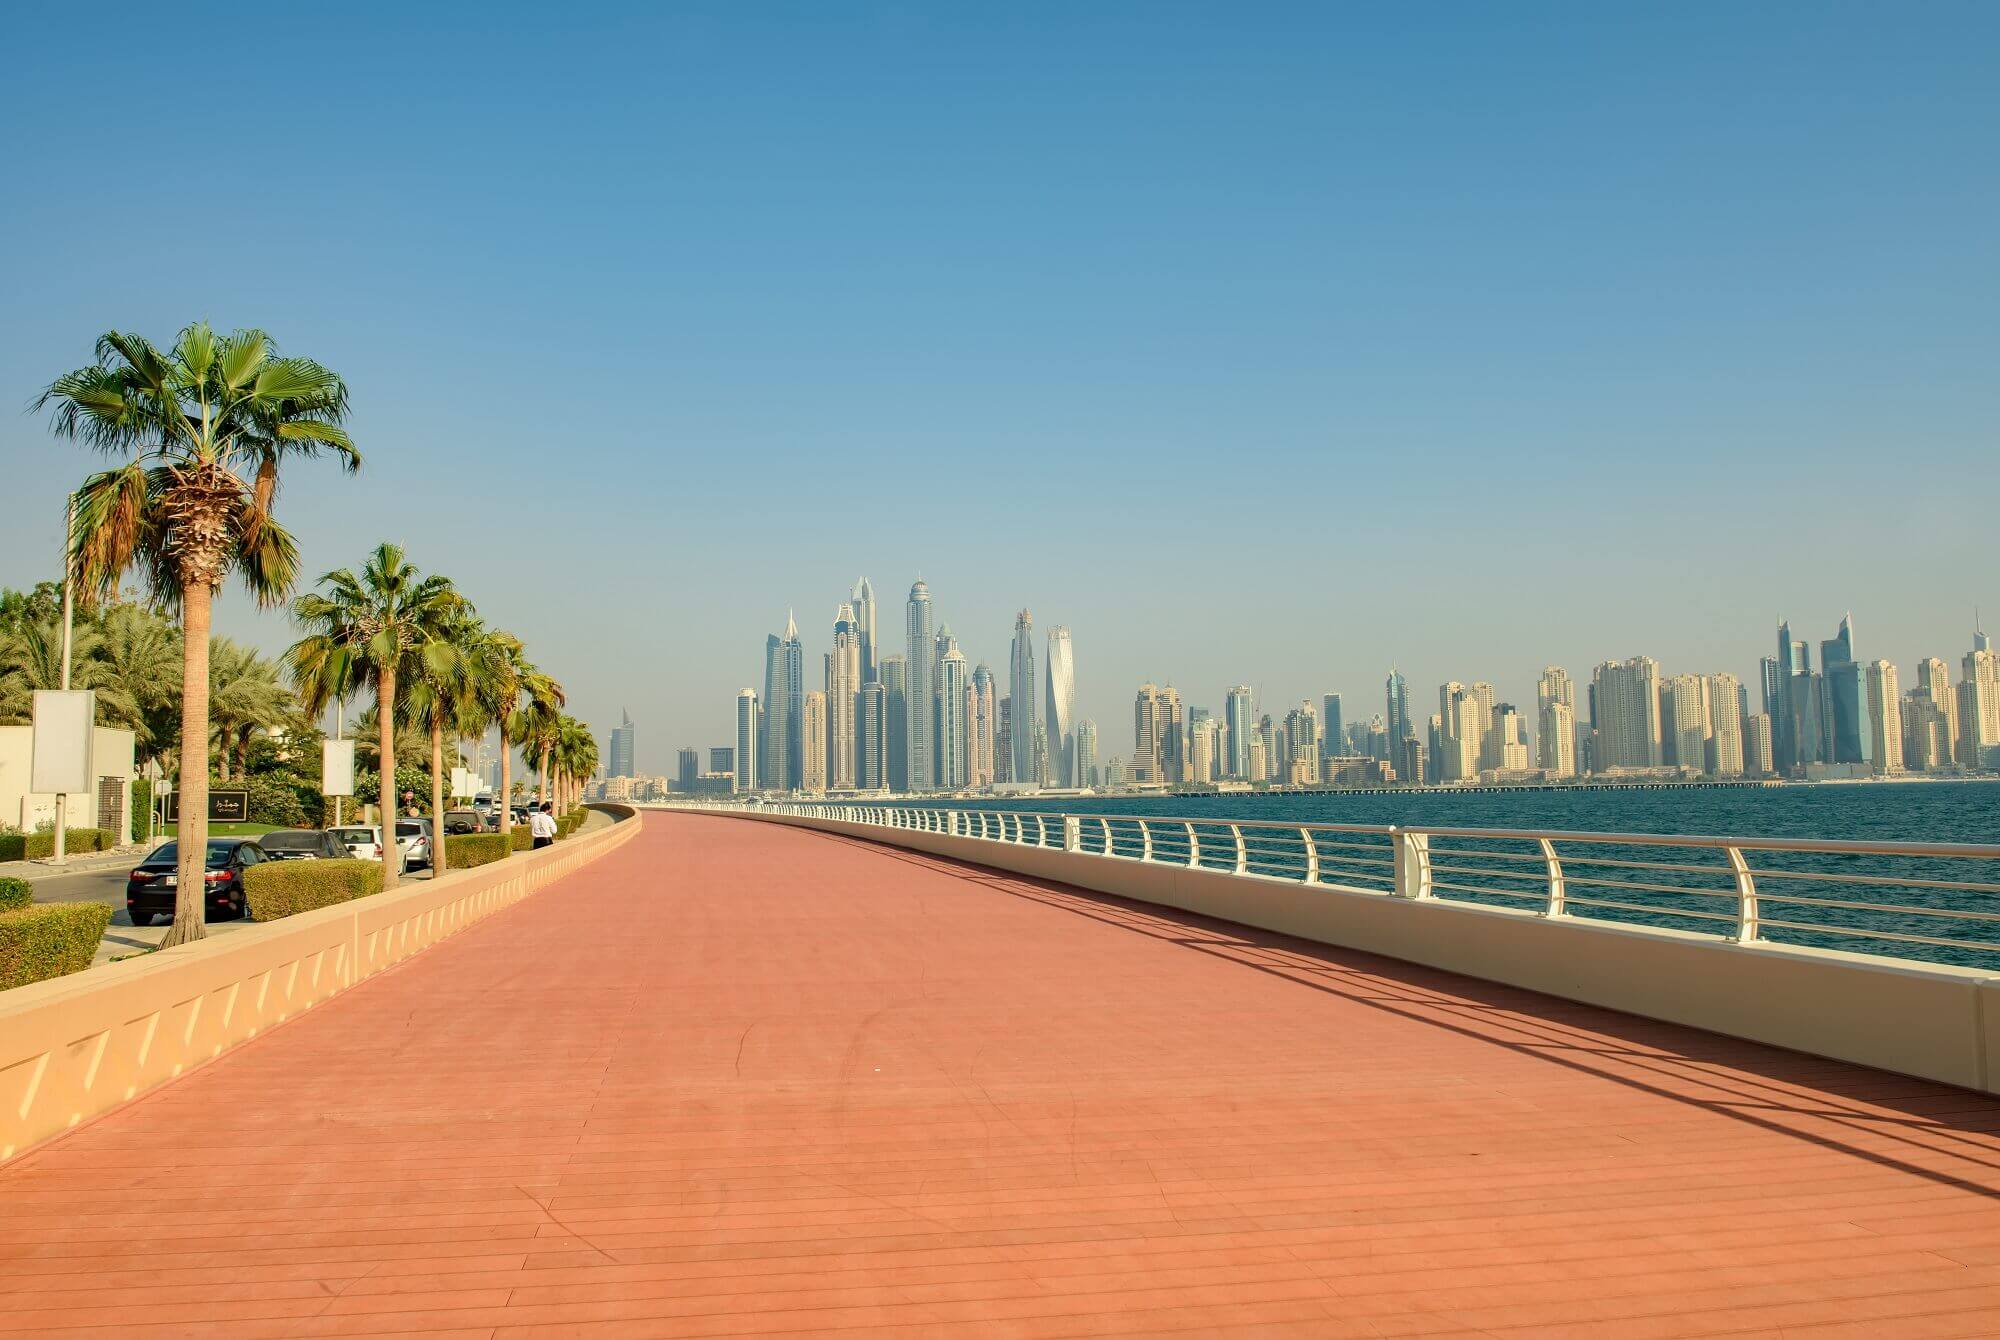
[459,628,539,838]
[287,544,459,891]
[400,607,479,875]
[552,715,597,813]
[207,639,290,781]
[94,603,182,762]
[0,618,136,728]
[507,665,565,830]
[40,324,354,946]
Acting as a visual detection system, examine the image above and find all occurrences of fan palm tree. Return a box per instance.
[506,663,565,830]
[287,545,460,891]
[552,715,597,813]
[39,323,354,946]
[459,628,539,838]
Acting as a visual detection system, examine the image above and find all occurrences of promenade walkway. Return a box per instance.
[6,811,2000,1337]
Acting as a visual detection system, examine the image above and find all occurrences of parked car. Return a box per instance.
[330,825,387,862]
[393,819,433,870]
[258,829,348,861]
[127,839,267,925]
[442,809,485,836]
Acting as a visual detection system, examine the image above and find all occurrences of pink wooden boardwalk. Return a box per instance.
[6,811,2000,1338]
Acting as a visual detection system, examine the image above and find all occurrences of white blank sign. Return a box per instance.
[31,690,95,794]
[322,739,356,797]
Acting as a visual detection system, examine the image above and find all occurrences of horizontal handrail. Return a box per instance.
[657,800,2000,970]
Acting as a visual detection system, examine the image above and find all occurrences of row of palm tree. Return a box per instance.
[40,322,597,946]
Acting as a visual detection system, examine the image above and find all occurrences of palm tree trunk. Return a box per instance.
[163,584,212,948]
[378,667,399,891]
[430,716,448,876]
[539,747,550,807]
[499,731,512,837]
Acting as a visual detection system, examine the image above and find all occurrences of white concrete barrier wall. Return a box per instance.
[731,809,2000,1095]
[0,806,640,1163]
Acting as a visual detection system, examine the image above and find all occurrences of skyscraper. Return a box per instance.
[675,747,698,791]
[1591,657,1663,770]
[734,689,759,793]
[1075,718,1098,789]
[1188,716,1217,784]
[1438,683,1480,781]
[1659,674,1711,771]
[1706,673,1745,776]
[937,628,968,789]
[995,695,1012,784]
[905,583,935,792]
[1226,686,1254,780]
[851,577,877,684]
[1132,683,1180,784]
[1385,669,1412,748]
[858,681,888,790]
[880,654,909,792]
[1321,694,1344,763]
[1538,699,1577,777]
[1864,661,1902,774]
[762,614,803,792]
[1010,610,1040,786]
[801,691,827,792]
[608,710,636,778]
[1917,656,1959,756]
[1774,621,1799,772]
[1962,637,2000,766]
[1821,614,1869,767]
[1283,702,1318,784]
[829,604,861,789]
[969,662,997,787]
[1044,626,1076,788]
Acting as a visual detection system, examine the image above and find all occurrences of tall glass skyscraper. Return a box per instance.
[830,604,861,789]
[762,614,803,792]
[1385,669,1411,747]
[937,629,968,788]
[1320,694,1343,759]
[1225,685,1254,780]
[905,583,935,791]
[881,654,908,792]
[852,577,877,684]
[1044,626,1076,788]
[1010,609,1040,785]
[607,710,635,778]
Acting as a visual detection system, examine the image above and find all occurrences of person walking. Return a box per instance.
[529,801,558,850]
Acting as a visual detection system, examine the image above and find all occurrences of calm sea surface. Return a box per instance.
[891,781,2000,968]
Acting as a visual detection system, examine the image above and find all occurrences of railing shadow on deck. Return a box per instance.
[790,825,2000,1206]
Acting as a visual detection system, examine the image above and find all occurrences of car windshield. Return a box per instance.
[259,831,323,851]
[395,822,427,838]
[146,840,238,868]
[332,828,375,844]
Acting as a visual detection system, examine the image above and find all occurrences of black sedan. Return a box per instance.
[126,839,269,925]
[258,829,348,861]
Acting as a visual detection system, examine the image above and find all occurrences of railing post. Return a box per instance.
[1299,828,1315,883]
[1393,829,1432,900]
[1035,815,1048,848]
[1185,821,1200,868]
[1063,816,1080,852]
[1099,817,1111,856]
[1539,838,1565,917]
[1729,846,1759,943]
[1234,825,1249,875]
[1139,820,1153,863]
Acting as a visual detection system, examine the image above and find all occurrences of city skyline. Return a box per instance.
[622,579,1999,793]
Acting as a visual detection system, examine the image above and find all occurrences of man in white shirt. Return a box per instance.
[529,804,558,850]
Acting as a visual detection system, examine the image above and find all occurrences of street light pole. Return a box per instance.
[53,497,75,866]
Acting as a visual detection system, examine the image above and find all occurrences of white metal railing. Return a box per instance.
[659,801,2000,968]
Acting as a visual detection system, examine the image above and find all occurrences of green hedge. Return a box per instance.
[556,809,585,838]
[444,834,510,869]
[131,779,152,843]
[0,829,116,862]
[0,902,113,991]
[242,858,384,921]
[0,878,32,913]
[510,825,534,852]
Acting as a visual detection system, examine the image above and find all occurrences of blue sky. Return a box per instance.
[3,3,1996,769]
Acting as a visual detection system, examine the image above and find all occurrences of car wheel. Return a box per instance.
[129,910,152,927]
[237,895,252,921]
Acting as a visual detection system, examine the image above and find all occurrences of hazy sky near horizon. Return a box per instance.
[2,3,1996,771]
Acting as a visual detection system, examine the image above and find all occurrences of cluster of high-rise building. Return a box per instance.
[725,579,1096,796]
[687,606,1999,796]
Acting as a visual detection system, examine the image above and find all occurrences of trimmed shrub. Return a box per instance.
[510,825,534,852]
[0,902,113,991]
[0,828,118,861]
[444,834,510,869]
[131,778,152,843]
[242,858,384,921]
[0,878,32,912]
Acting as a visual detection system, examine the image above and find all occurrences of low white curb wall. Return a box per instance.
[0,806,641,1162]
[733,809,2000,1094]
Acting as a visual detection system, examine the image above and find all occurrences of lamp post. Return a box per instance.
[52,498,75,866]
